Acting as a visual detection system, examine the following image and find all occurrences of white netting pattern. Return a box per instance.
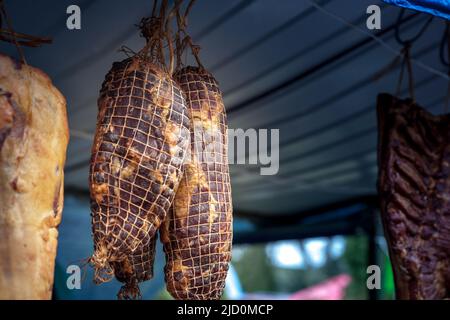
[89,56,190,285]
[161,66,233,300]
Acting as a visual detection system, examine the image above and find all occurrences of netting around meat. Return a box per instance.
[161,66,233,300]
[89,57,190,283]
[113,235,157,300]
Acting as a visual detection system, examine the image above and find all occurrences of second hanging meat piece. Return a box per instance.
[161,66,233,300]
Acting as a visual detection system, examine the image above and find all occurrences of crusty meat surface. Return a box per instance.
[89,56,190,285]
[161,66,233,300]
[0,54,69,299]
[377,93,450,299]
[113,236,157,299]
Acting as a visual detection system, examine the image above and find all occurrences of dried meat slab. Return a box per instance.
[0,54,69,299]
[377,93,450,300]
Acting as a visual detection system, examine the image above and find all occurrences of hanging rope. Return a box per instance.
[394,9,433,46]
[307,0,448,81]
[173,0,203,72]
[158,0,168,70]
[395,43,415,100]
[0,0,51,64]
[183,0,196,24]
[372,11,435,97]
[394,9,434,101]
[165,0,184,75]
[122,0,198,74]
[151,0,158,18]
[175,2,184,72]
[133,0,169,71]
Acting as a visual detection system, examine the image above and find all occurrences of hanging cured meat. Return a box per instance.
[160,66,233,300]
[89,56,191,289]
[0,54,69,299]
[377,93,450,299]
[113,237,157,299]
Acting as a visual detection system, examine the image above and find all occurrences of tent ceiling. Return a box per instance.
[2,0,448,216]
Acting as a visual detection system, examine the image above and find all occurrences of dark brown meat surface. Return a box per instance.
[160,66,233,300]
[377,93,450,299]
[89,56,190,285]
[113,236,157,299]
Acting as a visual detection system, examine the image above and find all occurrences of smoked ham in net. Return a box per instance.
[0,54,69,299]
[113,236,157,299]
[160,66,233,300]
[377,93,450,299]
[89,56,190,291]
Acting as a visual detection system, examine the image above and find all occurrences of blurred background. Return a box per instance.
[1,0,448,299]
